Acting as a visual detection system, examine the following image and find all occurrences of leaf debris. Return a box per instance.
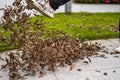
[0,0,104,79]
[69,64,75,71]
[103,72,107,76]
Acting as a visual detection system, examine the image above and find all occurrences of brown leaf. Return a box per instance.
[83,61,89,64]
[103,72,107,76]
[77,68,82,71]
[69,64,75,71]
[86,77,90,80]
[113,56,119,58]
[24,73,31,76]
[1,64,7,70]
[49,62,56,72]
[31,70,36,76]
[87,57,91,63]
[39,71,46,78]
[99,54,107,58]
[95,69,101,73]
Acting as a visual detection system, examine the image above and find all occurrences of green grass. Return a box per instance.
[30,12,119,39]
[0,12,119,51]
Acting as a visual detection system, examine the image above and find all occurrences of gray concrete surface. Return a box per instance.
[56,3,120,13]
[0,39,120,80]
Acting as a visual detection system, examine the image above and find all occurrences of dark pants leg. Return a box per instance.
[49,0,71,10]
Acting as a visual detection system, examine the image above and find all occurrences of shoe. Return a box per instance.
[115,47,120,53]
[26,0,54,18]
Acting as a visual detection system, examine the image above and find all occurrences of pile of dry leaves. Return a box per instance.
[1,37,103,80]
[0,0,104,80]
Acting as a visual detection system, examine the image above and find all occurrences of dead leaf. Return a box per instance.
[87,57,91,63]
[39,71,46,78]
[103,72,107,76]
[49,62,56,72]
[99,54,107,58]
[24,73,31,76]
[83,61,89,64]
[69,64,75,71]
[86,77,90,80]
[77,68,82,71]
[95,69,101,73]
[100,54,105,57]
[113,56,119,58]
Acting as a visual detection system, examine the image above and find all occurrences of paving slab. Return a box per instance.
[0,39,120,80]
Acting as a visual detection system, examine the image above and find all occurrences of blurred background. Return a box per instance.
[0,0,120,17]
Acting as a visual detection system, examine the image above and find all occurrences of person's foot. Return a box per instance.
[26,0,54,18]
[115,47,120,53]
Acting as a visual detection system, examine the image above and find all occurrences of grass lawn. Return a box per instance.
[30,12,119,39]
[0,12,119,51]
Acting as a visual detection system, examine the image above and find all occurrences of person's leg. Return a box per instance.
[49,0,71,10]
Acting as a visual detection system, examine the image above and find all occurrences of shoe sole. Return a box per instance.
[26,0,53,18]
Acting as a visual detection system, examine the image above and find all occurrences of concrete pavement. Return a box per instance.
[56,3,120,13]
[0,38,120,80]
